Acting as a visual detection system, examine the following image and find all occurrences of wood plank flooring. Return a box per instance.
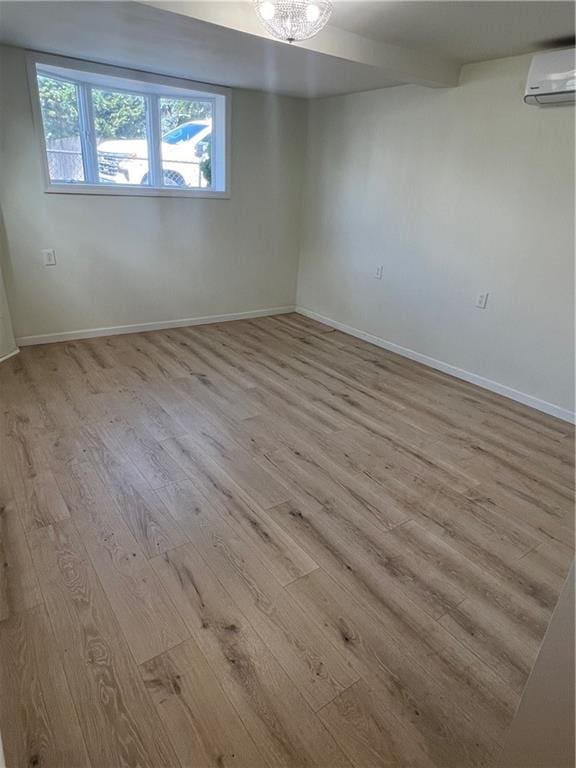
[0,312,573,768]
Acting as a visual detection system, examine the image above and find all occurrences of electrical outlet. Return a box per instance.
[475,291,489,309]
[42,249,57,266]
[375,265,384,280]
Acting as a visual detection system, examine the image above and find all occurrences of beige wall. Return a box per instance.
[297,54,575,416]
[0,44,306,341]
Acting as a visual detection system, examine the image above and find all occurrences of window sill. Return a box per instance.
[45,183,230,199]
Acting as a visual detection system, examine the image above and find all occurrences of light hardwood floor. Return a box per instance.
[0,312,573,768]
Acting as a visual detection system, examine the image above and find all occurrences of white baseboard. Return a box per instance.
[13,303,574,424]
[15,306,295,347]
[0,348,19,365]
[296,306,575,425]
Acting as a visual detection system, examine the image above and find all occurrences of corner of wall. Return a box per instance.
[0,202,18,361]
[294,96,314,309]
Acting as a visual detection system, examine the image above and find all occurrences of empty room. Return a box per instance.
[0,1,574,766]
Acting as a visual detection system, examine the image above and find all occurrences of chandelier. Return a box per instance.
[254,0,333,43]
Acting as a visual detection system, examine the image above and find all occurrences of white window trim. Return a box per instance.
[26,51,232,199]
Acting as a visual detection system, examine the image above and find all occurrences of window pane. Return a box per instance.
[37,74,85,183]
[92,88,149,185]
[159,98,213,188]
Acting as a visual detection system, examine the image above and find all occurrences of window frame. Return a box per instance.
[27,51,231,199]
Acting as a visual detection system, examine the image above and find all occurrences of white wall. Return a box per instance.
[297,54,575,416]
[0,44,306,341]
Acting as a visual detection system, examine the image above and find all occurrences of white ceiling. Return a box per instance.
[0,1,403,97]
[0,1,573,98]
[331,1,575,63]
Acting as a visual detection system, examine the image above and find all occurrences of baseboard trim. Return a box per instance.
[296,306,575,424]
[0,348,19,365]
[15,306,295,347]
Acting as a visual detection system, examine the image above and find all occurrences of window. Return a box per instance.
[30,54,229,197]
[37,74,85,183]
[159,97,213,188]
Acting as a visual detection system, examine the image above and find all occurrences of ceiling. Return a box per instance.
[331,1,576,63]
[0,1,573,98]
[0,1,403,97]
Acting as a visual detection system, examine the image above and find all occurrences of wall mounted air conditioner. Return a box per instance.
[524,48,576,105]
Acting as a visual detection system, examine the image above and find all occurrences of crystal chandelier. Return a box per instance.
[254,0,333,43]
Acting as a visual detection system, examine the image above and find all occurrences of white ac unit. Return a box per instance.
[524,48,576,106]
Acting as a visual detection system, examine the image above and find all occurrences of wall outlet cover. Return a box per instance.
[475,291,489,309]
[42,248,57,266]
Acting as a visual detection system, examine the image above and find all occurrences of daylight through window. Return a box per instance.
[32,56,228,196]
